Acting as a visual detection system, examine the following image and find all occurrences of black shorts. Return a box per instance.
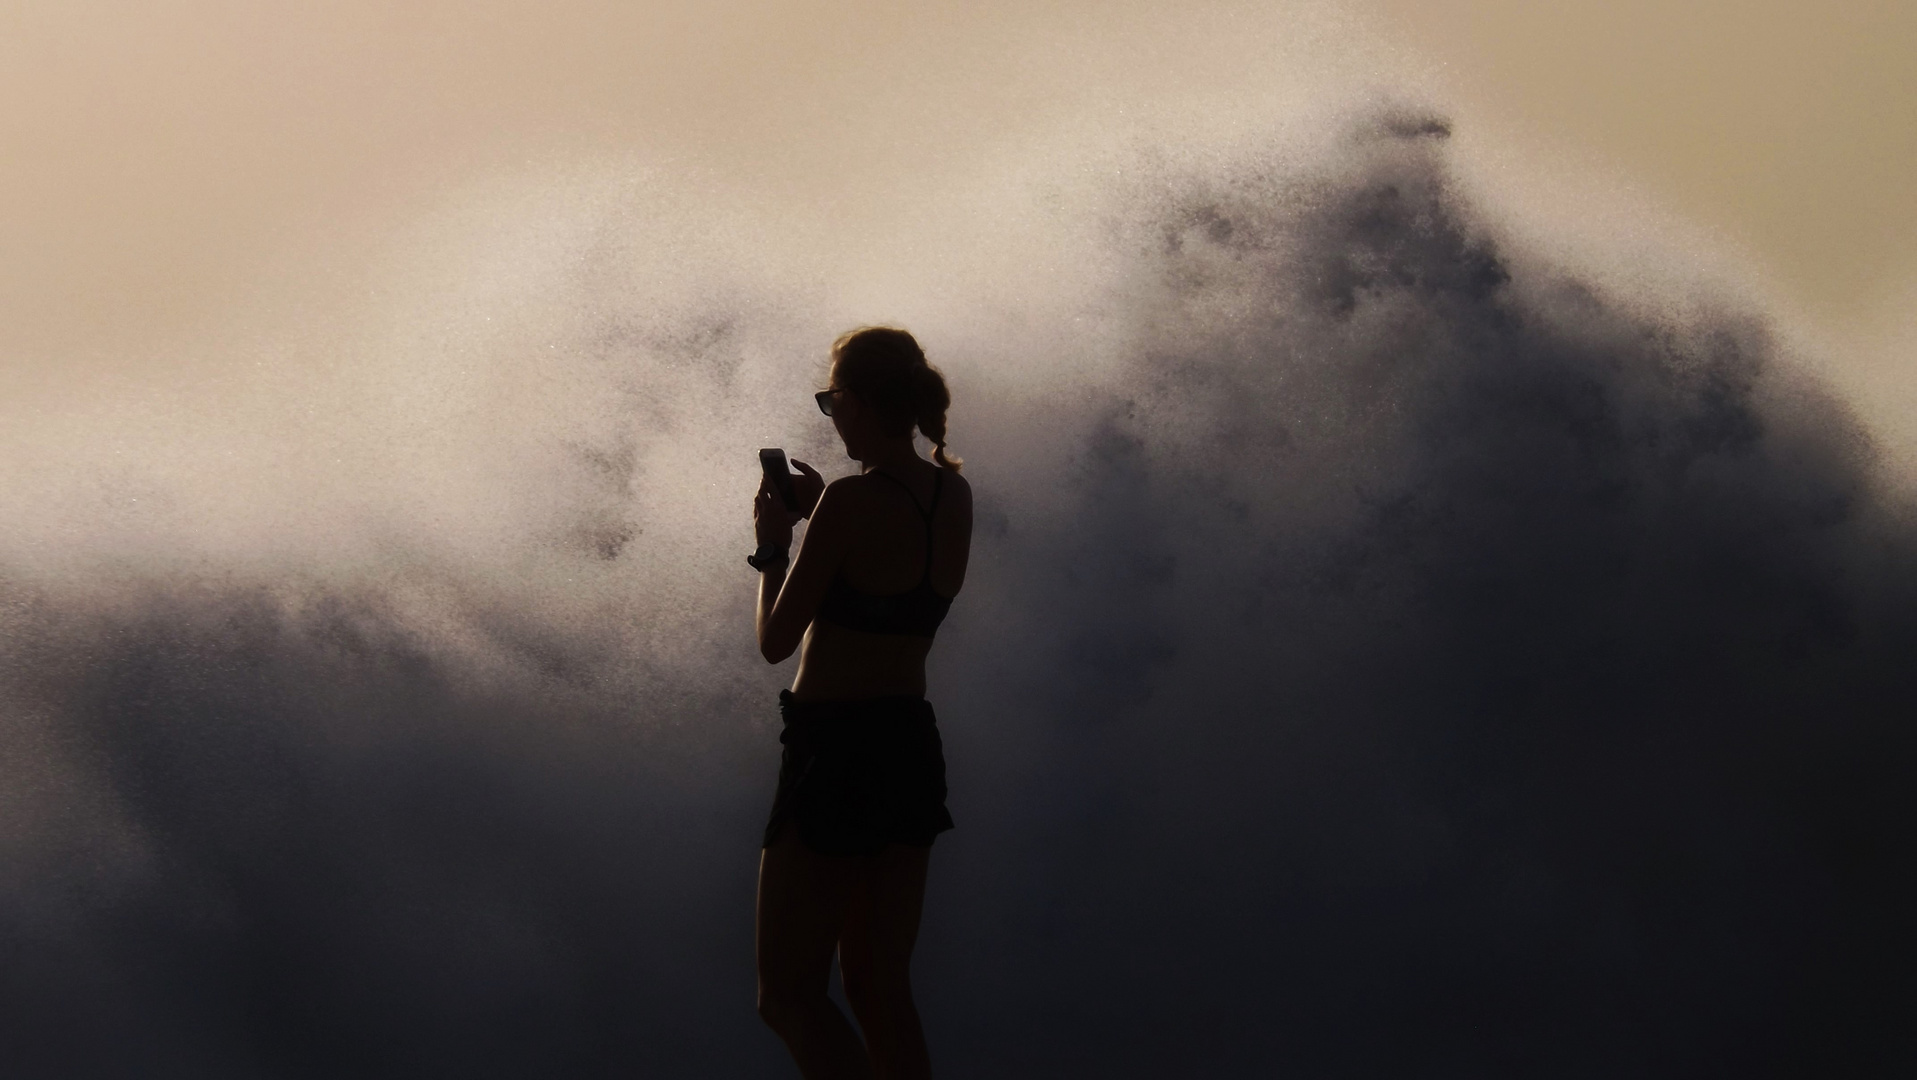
[763,690,955,857]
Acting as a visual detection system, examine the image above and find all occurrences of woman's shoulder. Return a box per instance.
[822,463,969,511]
[913,463,972,514]
[813,474,870,515]
[814,471,901,518]
[822,472,887,504]
[937,467,972,505]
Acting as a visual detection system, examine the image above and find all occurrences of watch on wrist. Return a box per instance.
[746,543,790,571]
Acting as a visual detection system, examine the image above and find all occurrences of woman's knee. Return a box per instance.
[840,966,912,1020]
[757,980,826,1032]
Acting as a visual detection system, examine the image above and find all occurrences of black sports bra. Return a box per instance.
[814,469,954,639]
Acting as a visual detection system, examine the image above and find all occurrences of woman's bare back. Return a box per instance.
[791,461,972,701]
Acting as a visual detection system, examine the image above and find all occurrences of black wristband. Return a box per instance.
[747,544,790,571]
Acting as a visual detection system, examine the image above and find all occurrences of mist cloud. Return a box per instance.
[3,112,1913,1077]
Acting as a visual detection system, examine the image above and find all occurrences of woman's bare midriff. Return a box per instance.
[789,618,934,701]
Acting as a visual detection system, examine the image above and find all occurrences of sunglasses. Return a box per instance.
[815,389,842,417]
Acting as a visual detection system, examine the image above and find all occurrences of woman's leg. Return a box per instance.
[838,843,932,1080]
[757,827,872,1079]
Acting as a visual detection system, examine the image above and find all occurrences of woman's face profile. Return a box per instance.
[825,384,868,459]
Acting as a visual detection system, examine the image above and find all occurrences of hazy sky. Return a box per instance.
[4,1,1911,348]
[3,0,1913,469]
[1379,0,1916,313]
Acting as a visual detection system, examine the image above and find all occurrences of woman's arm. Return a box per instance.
[755,478,857,663]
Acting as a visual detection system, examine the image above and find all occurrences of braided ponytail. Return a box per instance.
[913,362,961,471]
[829,326,962,471]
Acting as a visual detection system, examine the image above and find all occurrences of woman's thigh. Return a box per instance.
[839,843,930,989]
[757,828,862,994]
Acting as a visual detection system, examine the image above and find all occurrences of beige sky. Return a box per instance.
[1379,0,1917,311]
[3,0,1911,418]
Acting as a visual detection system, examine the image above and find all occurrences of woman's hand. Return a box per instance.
[754,477,801,550]
[790,459,826,519]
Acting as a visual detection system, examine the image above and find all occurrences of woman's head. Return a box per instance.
[828,326,961,470]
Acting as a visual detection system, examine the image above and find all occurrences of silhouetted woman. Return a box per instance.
[750,327,971,1080]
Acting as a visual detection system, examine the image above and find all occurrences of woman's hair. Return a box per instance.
[829,326,962,471]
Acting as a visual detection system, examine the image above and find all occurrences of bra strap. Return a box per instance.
[920,469,944,584]
[869,470,927,517]
[868,467,942,583]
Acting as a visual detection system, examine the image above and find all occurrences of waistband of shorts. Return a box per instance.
[778,689,935,728]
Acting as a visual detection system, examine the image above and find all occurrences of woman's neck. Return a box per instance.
[859,438,925,474]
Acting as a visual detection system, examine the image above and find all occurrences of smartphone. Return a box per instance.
[759,448,799,511]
